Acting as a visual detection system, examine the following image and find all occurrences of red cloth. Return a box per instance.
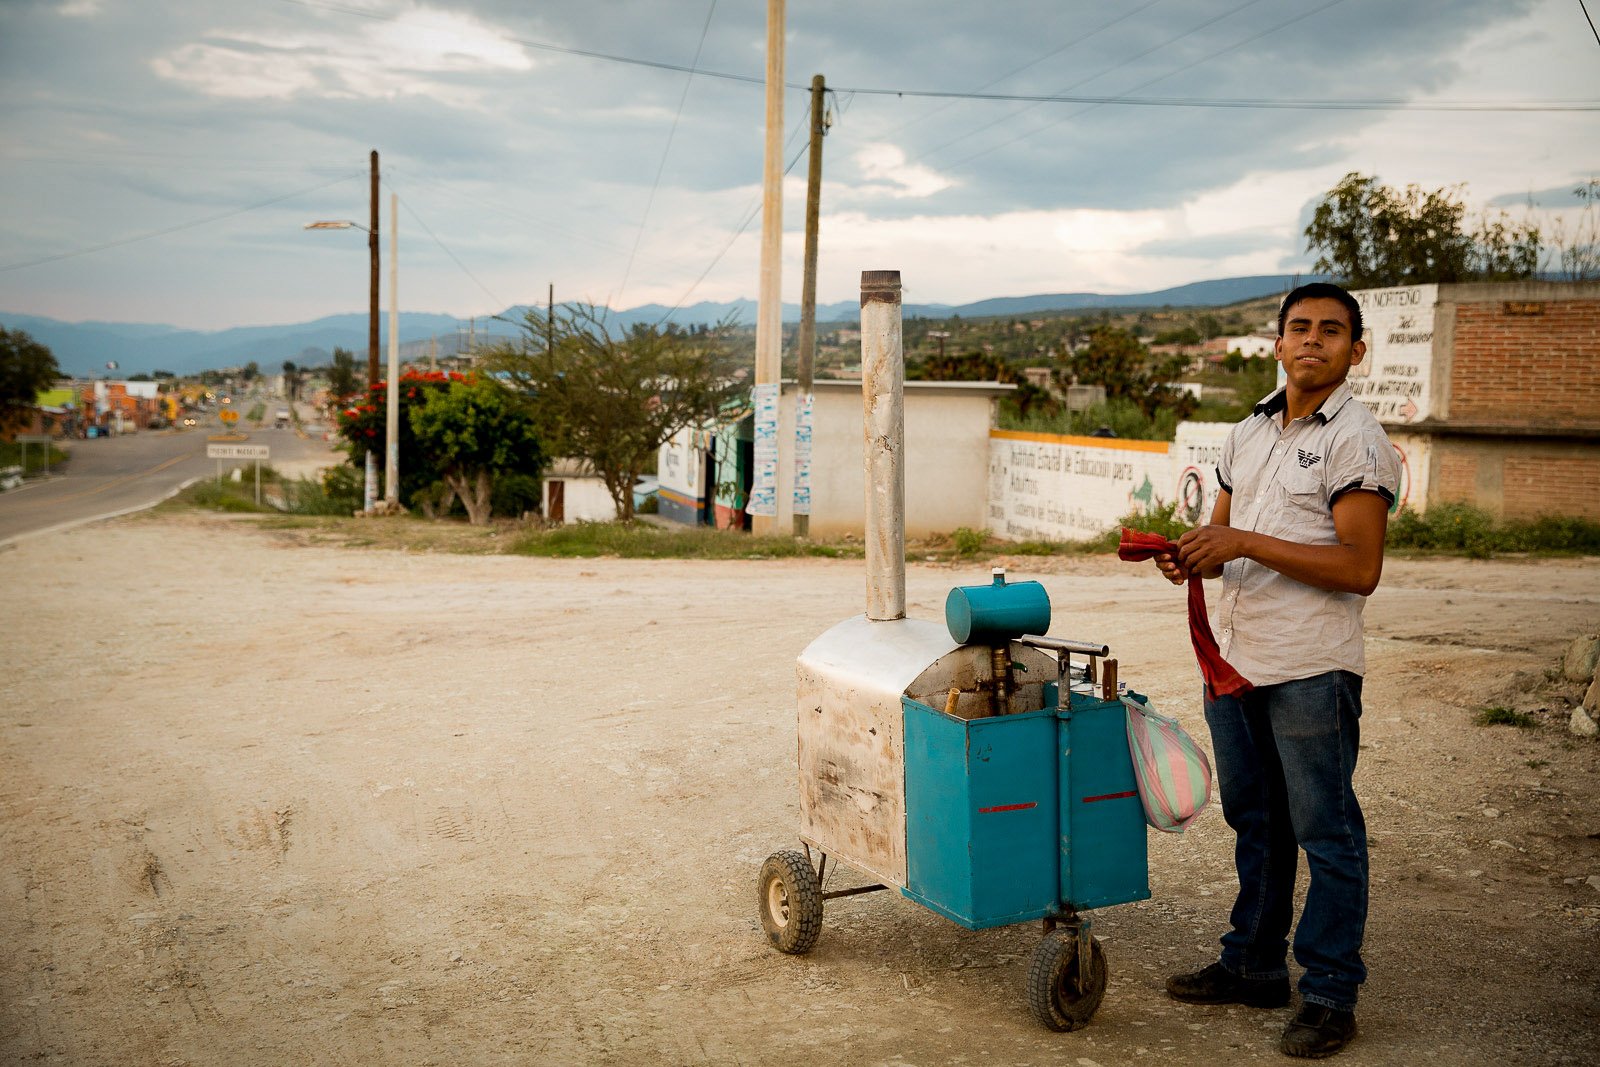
[1117,527,1253,699]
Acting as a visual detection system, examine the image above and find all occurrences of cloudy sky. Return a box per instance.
[1,0,1596,330]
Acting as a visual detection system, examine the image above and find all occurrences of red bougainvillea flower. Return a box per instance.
[366,428,377,437]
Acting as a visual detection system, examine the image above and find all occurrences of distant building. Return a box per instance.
[658,379,1014,537]
[541,458,616,524]
[1350,280,1600,520]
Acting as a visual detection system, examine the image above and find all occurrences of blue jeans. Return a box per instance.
[1203,670,1368,1012]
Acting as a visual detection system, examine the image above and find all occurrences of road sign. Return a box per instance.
[16,434,52,443]
[207,444,270,459]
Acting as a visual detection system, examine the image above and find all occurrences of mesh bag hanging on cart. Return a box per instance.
[1122,694,1212,833]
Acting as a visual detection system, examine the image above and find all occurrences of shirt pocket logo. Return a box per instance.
[1277,464,1329,535]
[1298,448,1322,469]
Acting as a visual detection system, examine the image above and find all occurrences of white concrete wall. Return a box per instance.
[544,476,616,524]
[986,420,1428,543]
[986,431,1174,542]
[774,380,1011,538]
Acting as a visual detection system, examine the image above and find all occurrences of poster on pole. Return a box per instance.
[749,382,779,516]
[792,391,813,516]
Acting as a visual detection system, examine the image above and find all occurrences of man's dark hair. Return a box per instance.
[1277,282,1363,343]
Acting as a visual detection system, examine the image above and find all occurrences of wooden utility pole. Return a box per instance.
[368,151,380,388]
[750,0,785,533]
[366,149,380,513]
[793,73,826,538]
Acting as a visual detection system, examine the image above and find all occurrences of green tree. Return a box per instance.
[409,377,545,526]
[1069,326,1197,421]
[241,361,259,382]
[335,370,459,509]
[1153,326,1201,346]
[0,327,62,432]
[486,305,744,521]
[912,349,1014,382]
[324,347,361,406]
[281,360,299,402]
[1305,172,1541,288]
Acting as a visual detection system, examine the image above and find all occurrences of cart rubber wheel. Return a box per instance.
[1026,930,1107,1032]
[758,849,823,954]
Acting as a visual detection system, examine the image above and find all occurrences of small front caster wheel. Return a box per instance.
[1027,930,1107,1032]
[757,849,823,954]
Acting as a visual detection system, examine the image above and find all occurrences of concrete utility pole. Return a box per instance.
[385,192,400,507]
[793,73,826,538]
[750,0,785,533]
[366,149,381,513]
[861,270,905,621]
[548,282,555,355]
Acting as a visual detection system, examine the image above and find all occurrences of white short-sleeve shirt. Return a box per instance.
[1213,382,1401,687]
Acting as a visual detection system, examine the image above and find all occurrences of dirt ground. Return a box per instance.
[2,512,1597,1066]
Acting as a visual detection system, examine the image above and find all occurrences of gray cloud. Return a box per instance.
[0,0,1591,328]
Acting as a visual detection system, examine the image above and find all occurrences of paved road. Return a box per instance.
[0,413,340,544]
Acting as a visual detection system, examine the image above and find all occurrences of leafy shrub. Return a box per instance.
[952,526,985,557]
[491,472,543,518]
[285,465,363,515]
[1002,397,1184,441]
[1387,503,1600,557]
[189,480,265,512]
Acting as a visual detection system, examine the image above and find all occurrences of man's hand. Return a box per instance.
[1176,524,1255,576]
[1154,551,1189,585]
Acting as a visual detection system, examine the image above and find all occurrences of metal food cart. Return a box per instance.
[757,270,1151,1031]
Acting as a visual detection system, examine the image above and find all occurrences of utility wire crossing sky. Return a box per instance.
[0,0,1595,331]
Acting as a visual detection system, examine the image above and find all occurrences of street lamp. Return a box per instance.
[303,204,401,510]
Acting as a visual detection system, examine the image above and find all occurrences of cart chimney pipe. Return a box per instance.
[861,269,905,621]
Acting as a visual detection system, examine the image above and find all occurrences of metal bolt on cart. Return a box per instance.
[757,270,1151,1031]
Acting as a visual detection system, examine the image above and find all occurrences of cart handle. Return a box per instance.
[1016,634,1109,657]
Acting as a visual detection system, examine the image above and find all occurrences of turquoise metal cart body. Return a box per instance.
[902,686,1150,930]
[765,574,1152,1030]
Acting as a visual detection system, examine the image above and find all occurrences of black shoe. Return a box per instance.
[1281,1002,1357,1058]
[1165,962,1290,1007]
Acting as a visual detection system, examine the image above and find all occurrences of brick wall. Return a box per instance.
[1502,455,1600,520]
[1435,450,1478,503]
[1449,298,1600,428]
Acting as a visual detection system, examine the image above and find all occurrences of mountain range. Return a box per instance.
[4,274,1316,378]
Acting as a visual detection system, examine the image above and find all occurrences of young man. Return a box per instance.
[1154,282,1399,1059]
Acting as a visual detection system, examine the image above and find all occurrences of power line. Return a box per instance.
[615,0,718,307]
[913,0,1267,163]
[277,0,766,86]
[275,0,1595,113]
[392,189,505,312]
[943,0,1350,169]
[655,136,811,326]
[873,0,1166,140]
[0,172,361,274]
[1582,0,1600,47]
